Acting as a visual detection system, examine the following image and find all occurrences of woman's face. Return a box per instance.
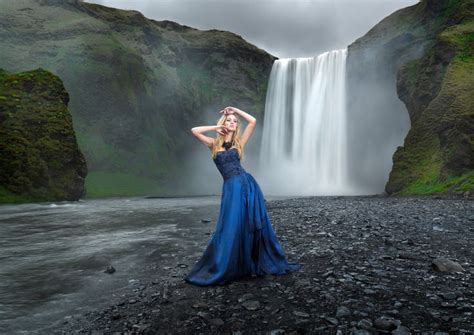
[224,115,237,132]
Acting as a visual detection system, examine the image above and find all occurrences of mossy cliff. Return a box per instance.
[0,0,274,198]
[347,0,473,196]
[0,68,87,203]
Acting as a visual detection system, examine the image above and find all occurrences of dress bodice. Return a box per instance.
[213,148,247,181]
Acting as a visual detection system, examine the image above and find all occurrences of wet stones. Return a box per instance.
[241,300,260,311]
[431,258,465,272]
[208,318,225,326]
[292,310,310,318]
[59,195,474,334]
[336,306,351,318]
[373,316,400,331]
[324,316,339,325]
[104,265,116,274]
[357,318,373,330]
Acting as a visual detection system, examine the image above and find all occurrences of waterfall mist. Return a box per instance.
[257,49,359,196]
[82,0,416,197]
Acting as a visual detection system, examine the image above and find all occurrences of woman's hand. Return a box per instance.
[219,107,236,115]
[215,125,230,136]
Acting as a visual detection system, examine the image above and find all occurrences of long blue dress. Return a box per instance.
[184,147,302,286]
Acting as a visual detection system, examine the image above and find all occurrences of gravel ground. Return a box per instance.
[58,194,474,334]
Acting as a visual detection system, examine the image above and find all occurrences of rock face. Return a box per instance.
[0,68,87,203]
[0,0,275,197]
[347,0,474,196]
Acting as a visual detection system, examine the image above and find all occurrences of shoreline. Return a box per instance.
[57,195,473,334]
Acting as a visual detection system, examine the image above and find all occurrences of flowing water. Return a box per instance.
[258,49,360,196]
[0,195,297,333]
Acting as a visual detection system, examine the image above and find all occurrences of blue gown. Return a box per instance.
[184,147,302,286]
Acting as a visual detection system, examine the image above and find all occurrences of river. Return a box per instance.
[0,195,295,334]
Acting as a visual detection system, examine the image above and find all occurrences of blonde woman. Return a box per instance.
[185,106,301,286]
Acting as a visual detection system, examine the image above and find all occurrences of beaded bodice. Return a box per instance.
[213,148,247,181]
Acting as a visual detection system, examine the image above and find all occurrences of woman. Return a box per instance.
[184,106,302,286]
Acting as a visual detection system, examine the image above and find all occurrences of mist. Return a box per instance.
[84,0,419,196]
[85,0,418,58]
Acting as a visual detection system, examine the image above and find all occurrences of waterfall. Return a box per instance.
[257,49,358,196]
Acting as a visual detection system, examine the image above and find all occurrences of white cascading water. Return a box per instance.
[257,49,358,196]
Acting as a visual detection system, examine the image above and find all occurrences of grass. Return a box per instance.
[84,171,165,198]
[0,186,49,204]
[386,3,474,196]
[403,169,474,195]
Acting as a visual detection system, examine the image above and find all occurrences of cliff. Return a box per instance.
[0,68,87,203]
[0,0,275,198]
[347,0,473,195]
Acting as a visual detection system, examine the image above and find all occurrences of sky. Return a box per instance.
[86,0,419,58]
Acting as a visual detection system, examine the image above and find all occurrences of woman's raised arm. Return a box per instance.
[191,125,230,148]
[190,126,216,148]
[222,107,257,148]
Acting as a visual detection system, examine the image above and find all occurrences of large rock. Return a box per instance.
[0,68,87,202]
[347,0,473,195]
[0,0,274,197]
[431,257,465,273]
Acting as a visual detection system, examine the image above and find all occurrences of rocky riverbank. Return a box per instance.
[58,194,473,334]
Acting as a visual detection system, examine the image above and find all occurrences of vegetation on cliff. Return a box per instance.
[348,0,473,196]
[387,0,473,195]
[0,68,87,203]
[0,0,274,198]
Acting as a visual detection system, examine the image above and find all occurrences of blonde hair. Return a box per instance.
[211,114,245,160]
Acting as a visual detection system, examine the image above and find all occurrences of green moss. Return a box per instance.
[455,170,474,191]
[0,185,50,204]
[403,169,474,194]
[440,21,474,61]
[384,0,474,196]
[0,68,87,203]
[401,58,423,97]
[401,151,443,194]
[431,0,464,32]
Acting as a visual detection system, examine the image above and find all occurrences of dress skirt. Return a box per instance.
[184,171,302,286]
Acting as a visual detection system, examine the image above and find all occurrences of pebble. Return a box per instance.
[242,300,260,311]
[336,306,351,318]
[59,195,474,334]
[104,265,116,274]
[432,258,465,272]
[292,311,310,318]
